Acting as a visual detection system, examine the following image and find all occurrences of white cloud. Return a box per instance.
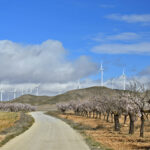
[104,75,127,90]
[91,42,150,54]
[40,79,100,95]
[91,32,140,42]
[106,32,140,41]
[139,66,150,76]
[106,14,150,23]
[0,79,100,98]
[137,66,150,87]
[0,40,97,84]
[0,39,99,97]
[105,73,150,91]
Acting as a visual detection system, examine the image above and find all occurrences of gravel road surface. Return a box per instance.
[0,112,90,150]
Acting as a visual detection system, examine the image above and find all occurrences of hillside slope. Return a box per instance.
[12,86,118,106]
[12,95,52,105]
[49,86,117,104]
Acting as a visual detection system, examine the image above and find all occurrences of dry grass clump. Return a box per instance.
[0,112,20,132]
[0,112,20,143]
[0,112,34,147]
[59,113,150,150]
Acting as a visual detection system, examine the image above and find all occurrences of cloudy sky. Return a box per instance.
[0,0,150,97]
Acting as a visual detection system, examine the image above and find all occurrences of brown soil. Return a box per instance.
[59,113,150,150]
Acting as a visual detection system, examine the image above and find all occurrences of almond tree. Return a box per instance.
[124,81,150,137]
[56,103,69,113]
[0,103,36,112]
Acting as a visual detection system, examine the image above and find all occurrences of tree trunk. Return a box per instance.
[89,112,91,118]
[114,114,120,131]
[106,112,109,122]
[99,113,101,119]
[85,111,88,117]
[93,112,95,118]
[95,111,98,119]
[111,113,113,123]
[129,113,135,134]
[104,113,106,120]
[140,113,145,137]
[124,115,128,124]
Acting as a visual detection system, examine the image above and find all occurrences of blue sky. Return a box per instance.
[0,0,150,95]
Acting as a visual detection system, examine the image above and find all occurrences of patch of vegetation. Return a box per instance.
[11,94,52,105]
[46,111,112,150]
[0,112,34,147]
[0,112,20,132]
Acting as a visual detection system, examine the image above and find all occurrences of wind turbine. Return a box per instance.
[26,88,30,94]
[100,62,104,86]
[122,69,126,90]
[7,90,11,101]
[30,88,33,94]
[77,79,81,89]
[111,78,114,89]
[13,88,17,99]
[0,89,4,102]
[36,84,40,96]
[9,88,17,100]
[21,88,24,95]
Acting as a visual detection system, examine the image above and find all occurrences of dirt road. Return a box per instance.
[0,112,90,150]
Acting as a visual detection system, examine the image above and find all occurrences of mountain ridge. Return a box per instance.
[11,86,118,105]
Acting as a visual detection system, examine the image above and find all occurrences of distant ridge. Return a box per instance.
[12,95,52,105]
[11,86,117,105]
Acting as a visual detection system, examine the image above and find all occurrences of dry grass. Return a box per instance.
[0,112,34,147]
[0,112,20,132]
[59,113,150,150]
[0,112,20,142]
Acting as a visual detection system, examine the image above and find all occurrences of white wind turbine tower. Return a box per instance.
[36,85,39,96]
[0,89,4,102]
[77,79,81,89]
[111,78,114,89]
[26,88,30,94]
[13,88,17,99]
[21,88,24,95]
[100,62,104,86]
[30,88,33,94]
[36,87,38,96]
[122,69,126,90]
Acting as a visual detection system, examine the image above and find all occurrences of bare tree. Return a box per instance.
[0,103,36,112]
[125,80,150,137]
[57,82,150,137]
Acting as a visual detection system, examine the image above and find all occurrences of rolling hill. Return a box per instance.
[12,86,117,106]
[12,95,52,105]
[11,86,150,111]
